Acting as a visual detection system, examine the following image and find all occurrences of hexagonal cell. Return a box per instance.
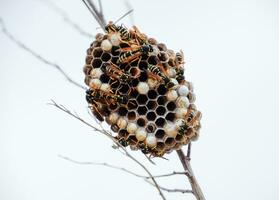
[146,100,157,109]
[155,106,166,116]
[166,112,175,122]
[83,65,92,75]
[109,103,118,111]
[155,117,166,127]
[137,106,148,115]
[129,67,140,78]
[147,56,158,65]
[118,106,128,116]
[139,61,148,70]
[137,117,146,127]
[146,111,156,121]
[158,51,169,62]
[118,129,129,139]
[111,124,119,132]
[101,52,111,62]
[131,78,140,87]
[157,43,167,51]
[127,135,138,146]
[139,71,148,82]
[110,80,120,89]
[93,47,103,57]
[157,85,167,95]
[157,96,167,105]
[111,56,118,65]
[86,56,93,65]
[147,90,158,99]
[146,123,156,133]
[118,84,130,94]
[156,141,166,151]
[165,137,175,147]
[99,74,110,83]
[155,129,165,139]
[92,58,102,68]
[127,100,138,110]
[127,111,136,120]
[130,59,140,67]
[166,101,176,111]
[175,134,184,143]
[137,94,148,105]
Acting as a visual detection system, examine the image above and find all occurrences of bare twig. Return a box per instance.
[0,18,86,90]
[49,101,167,200]
[176,148,205,200]
[59,155,192,194]
[41,0,93,38]
[145,180,193,194]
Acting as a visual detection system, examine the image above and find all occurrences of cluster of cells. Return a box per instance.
[83,23,201,157]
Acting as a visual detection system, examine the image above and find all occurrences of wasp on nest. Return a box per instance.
[82,1,201,157]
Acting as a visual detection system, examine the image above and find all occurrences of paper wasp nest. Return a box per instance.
[83,23,201,157]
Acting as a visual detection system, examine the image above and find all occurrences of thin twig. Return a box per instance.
[176,148,205,200]
[59,155,192,194]
[41,0,93,38]
[145,180,193,194]
[49,101,167,200]
[0,18,86,90]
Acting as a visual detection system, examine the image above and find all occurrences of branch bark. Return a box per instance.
[176,147,205,200]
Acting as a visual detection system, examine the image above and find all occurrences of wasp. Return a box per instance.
[175,68,185,83]
[147,64,174,88]
[86,89,128,106]
[117,44,154,64]
[103,62,131,83]
[105,21,130,40]
[130,25,148,45]
[177,110,201,135]
[138,142,150,154]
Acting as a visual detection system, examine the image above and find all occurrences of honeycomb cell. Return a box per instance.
[155,117,166,127]
[118,129,129,139]
[127,111,136,120]
[146,100,157,110]
[111,124,119,132]
[92,58,102,68]
[156,106,166,116]
[127,135,138,145]
[156,141,165,150]
[137,106,148,115]
[101,52,111,62]
[167,101,176,111]
[137,117,146,127]
[157,43,167,51]
[118,84,130,94]
[146,111,156,121]
[137,94,148,105]
[109,103,118,111]
[127,100,138,110]
[111,56,118,64]
[157,85,167,95]
[147,56,158,65]
[99,74,110,83]
[139,61,148,70]
[166,112,175,122]
[155,129,165,139]
[157,96,167,105]
[118,106,128,116]
[129,67,140,78]
[175,134,184,142]
[110,80,120,89]
[146,123,156,133]
[86,56,93,65]
[93,48,103,57]
[83,65,92,75]
[131,78,140,87]
[139,71,148,82]
[165,137,175,147]
[147,90,157,99]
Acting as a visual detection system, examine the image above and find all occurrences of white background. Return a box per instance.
[1,0,279,199]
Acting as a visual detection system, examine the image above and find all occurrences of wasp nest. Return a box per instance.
[83,23,201,157]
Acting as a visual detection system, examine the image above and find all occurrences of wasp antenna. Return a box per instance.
[82,0,106,31]
[114,9,134,24]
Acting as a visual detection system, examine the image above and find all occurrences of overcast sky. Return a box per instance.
[1,0,279,199]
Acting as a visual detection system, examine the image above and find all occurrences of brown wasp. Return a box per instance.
[147,64,174,88]
[117,44,154,64]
